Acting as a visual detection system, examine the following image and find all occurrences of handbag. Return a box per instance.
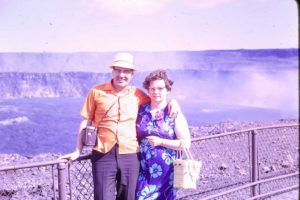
[81,98,118,146]
[173,147,202,189]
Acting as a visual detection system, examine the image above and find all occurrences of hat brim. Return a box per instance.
[109,61,137,71]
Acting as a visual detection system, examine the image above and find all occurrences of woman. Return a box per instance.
[135,70,191,200]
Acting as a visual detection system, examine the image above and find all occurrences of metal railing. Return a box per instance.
[0,159,68,200]
[0,123,298,199]
[177,123,299,199]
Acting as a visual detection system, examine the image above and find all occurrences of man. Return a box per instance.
[61,53,179,200]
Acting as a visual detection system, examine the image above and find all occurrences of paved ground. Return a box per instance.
[267,189,299,200]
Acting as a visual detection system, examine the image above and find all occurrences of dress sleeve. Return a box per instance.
[80,89,96,120]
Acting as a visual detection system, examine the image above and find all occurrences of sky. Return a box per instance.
[0,0,298,52]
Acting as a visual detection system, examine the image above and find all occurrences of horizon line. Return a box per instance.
[0,47,298,54]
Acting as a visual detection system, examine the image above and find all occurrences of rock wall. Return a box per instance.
[0,72,110,98]
[0,49,298,73]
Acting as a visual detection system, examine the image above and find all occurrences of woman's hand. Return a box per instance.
[147,136,164,147]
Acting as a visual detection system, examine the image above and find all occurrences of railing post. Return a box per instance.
[251,130,258,197]
[58,162,68,200]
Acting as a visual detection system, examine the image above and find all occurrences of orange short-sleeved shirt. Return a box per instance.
[80,80,149,154]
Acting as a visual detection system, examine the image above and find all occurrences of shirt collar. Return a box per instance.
[103,79,131,94]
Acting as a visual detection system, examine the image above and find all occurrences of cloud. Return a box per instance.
[80,0,171,16]
[0,0,10,10]
[182,0,236,9]
[215,70,298,110]
[242,71,298,110]
[172,69,298,112]
[181,0,272,9]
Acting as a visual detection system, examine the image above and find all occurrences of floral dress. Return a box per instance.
[135,104,177,200]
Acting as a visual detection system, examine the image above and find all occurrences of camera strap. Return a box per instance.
[93,96,119,128]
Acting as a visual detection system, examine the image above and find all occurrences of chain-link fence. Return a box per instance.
[177,124,299,199]
[0,160,65,200]
[0,124,298,199]
[68,155,93,200]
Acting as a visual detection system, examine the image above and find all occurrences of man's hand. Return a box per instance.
[59,150,81,162]
[167,99,181,118]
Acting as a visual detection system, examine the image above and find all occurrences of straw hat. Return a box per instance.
[109,52,136,70]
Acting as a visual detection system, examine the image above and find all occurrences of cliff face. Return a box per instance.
[0,49,298,99]
[0,49,298,73]
[0,72,110,98]
[0,52,113,73]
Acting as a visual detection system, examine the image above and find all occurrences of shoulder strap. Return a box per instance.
[94,97,118,127]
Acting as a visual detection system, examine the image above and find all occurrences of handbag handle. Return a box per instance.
[183,147,194,160]
[177,146,194,160]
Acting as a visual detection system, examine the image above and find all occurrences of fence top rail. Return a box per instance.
[198,171,299,200]
[0,158,67,171]
[246,185,299,200]
[191,123,299,142]
[0,124,298,171]
[75,154,91,161]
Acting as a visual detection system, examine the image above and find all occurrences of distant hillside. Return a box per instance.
[0,49,298,73]
[0,66,298,101]
[0,71,153,98]
[0,72,110,98]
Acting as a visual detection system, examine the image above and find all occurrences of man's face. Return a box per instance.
[112,67,134,89]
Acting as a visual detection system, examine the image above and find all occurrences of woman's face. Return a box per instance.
[148,79,169,103]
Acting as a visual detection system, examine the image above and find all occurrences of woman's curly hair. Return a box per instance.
[143,70,174,91]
